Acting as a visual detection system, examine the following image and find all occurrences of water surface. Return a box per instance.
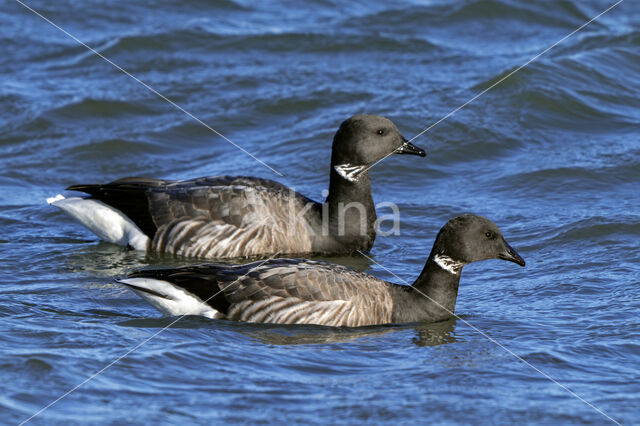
[1,0,639,424]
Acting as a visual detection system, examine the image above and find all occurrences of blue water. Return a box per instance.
[1,0,639,424]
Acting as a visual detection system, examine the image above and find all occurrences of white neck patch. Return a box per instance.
[434,254,465,274]
[334,164,367,182]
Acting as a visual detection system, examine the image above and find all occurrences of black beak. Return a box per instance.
[395,137,426,157]
[498,241,526,267]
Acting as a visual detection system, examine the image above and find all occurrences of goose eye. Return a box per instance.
[485,231,492,239]
[377,129,384,135]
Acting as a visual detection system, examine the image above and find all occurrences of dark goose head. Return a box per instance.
[429,214,526,270]
[330,115,425,182]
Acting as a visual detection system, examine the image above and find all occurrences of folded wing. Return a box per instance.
[68,176,317,257]
[124,259,394,327]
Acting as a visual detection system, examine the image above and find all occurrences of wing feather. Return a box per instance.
[219,259,393,326]
[148,181,317,258]
[68,176,318,258]
[129,259,394,326]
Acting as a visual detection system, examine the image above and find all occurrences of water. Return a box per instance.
[1,0,639,424]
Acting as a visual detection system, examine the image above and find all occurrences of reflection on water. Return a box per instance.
[245,323,397,345]
[117,314,458,347]
[412,319,457,347]
[117,315,218,329]
[304,255,373,272]
[64,242,375,277]
[63,242,148,277]
[244,318,457,347]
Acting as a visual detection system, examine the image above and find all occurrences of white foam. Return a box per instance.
[47,194,150,251]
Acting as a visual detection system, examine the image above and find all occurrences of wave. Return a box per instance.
[498,163,640,194]
[446,0,590,26]
[554,28,640,57]
[44,98,158,119]
[61,138,165,159]
[96,29,439,57]
[542,216,640,248]
[471,52,639,132]
[356,0,590,30]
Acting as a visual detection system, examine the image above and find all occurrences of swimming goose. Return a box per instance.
[117,214,526,326]
[47,115,425,258]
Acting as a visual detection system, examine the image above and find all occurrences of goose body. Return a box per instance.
[48,115,425,258]
[120,259,394,326]
[118,215,526,326]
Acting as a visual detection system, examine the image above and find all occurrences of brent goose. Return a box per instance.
[47,115,425,258]
[117,215,526,326]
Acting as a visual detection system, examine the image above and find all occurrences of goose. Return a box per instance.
[47,115,425,259]
[117,214,526,326]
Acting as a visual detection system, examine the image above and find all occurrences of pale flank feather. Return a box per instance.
[149,184,314,257]
[219,261,394,327]
[120,260,394,327]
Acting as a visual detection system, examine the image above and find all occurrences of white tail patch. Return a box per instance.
[334,164,367,182]
[117,278,222,319]
[47,194,150,251]
[434,254,465,274]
